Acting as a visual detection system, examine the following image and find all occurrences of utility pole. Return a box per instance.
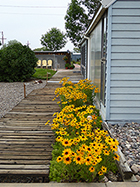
[0,31,6,45]
[27,41,30,47]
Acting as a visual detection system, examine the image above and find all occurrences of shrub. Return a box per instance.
[0,41,38,82]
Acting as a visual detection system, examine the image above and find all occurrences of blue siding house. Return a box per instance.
[80,0,140,123]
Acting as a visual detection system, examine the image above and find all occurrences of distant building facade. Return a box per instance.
[34,51,71,69]
[71,53,81,62]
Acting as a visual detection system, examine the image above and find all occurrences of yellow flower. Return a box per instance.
[80,135,88,141]
[112,138,119,146]
[62,139,72,147]
[60,131,67,136]
[95,156,102,163]
[84,157,92,165]
[56,136,63,142]
[105,136,113,145]
[92,160,98,166]
[98,171,104,176]
[103,150,110,156]
[74,155,84,165]
[62,148,72,157]
[114,153,120,161]
[45,120,50,125]
[81,144,87,151]
[110,145,118,152]
[89,166,95,173]
[63,156,72,165]
[101,166,107,173]
[56,156,63,162]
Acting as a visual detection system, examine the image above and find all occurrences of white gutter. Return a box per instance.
[84,36,90,79]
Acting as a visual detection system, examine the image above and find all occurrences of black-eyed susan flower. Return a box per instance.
[62,148,72,157]
[114,153,120,161]
[95,156,102,163]
[71,152,76,157]
[86,146,92,152]
[92,160,98,166]
[81,144,87,151]
[80,135,88,141]
[74,155,84,165]
[112,138,119,146]
[84,157,92,165]
[101,166,107,173]
[105,136,113,145]
[110,145,118,152]
[103,150,110,156]
[63,156,71,165]
[56,156,63,163]
[98,170,103,176]
[55,136,63,142]
[89,166,95,173]
[62,139,72,147]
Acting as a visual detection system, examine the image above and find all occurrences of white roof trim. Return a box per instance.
[85,0,116,36]
[101,0,116,8]
[85,5,103,36]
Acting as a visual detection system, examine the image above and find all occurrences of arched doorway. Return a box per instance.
[42,60,47,68]
[37,60,41,68]
[47,59,53,69]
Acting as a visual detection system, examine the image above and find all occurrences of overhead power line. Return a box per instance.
[0,5,67,8]
[0,12,64,16]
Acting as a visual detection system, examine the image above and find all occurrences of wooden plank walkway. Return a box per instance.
[0,69,83,177]
[0,83,61,176]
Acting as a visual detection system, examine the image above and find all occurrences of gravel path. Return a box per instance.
[0,80,46,119]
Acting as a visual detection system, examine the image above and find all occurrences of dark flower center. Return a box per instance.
[66,157,70,161]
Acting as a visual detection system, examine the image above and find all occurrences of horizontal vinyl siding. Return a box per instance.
[109,0,140,121]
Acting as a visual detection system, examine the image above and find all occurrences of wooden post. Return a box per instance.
[24,83,26,98]
[46,72,48,83]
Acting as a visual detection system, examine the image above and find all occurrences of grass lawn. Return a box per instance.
[32,68,57,80]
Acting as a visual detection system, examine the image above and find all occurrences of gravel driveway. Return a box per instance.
[0,80,46,119]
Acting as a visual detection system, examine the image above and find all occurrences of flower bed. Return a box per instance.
[46,78,120,182]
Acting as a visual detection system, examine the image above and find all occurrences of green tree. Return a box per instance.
[73,47,80,53]
[65,0,100,47]
[40,28,67,51]
[80,0,100,17]
[0,40,38,82]
[33,47,46,51]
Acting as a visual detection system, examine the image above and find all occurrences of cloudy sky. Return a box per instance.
[0,0,74,51]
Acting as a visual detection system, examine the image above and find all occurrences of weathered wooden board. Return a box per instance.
[0,70,83,176]
[0,83,59,176]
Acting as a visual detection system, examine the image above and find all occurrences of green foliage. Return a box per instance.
[0,40,38,82]
[48,78,120,182]
[33,47,46,51]
[65,0,88,47]
[65,63,75,69]
[73,47,81,53]
[32,68,56,80]
[65,0,101,46]
[80,0,101,17]
[63,56,68,62]
[40,28,67,51]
